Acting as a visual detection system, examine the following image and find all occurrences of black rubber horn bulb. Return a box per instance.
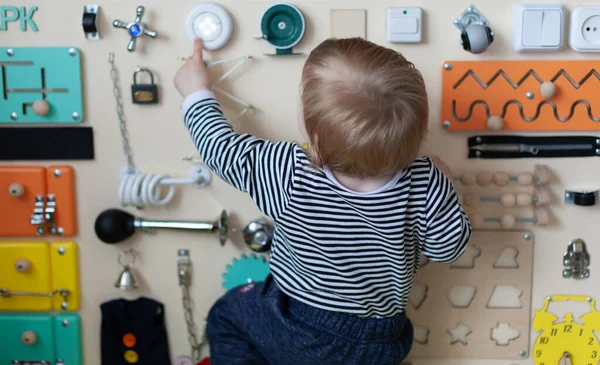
[95,209,136,244]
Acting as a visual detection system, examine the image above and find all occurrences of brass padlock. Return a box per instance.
[131,67,158,104]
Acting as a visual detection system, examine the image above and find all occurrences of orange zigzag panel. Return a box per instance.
[441,60,600,131]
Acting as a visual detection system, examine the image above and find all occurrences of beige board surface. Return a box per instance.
[406,231,534,360]
[330,9,367,38]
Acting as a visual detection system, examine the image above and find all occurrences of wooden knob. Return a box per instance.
[517,173,534,186]
[516,193,533,206]
[21,330,37,345]
[500,193,516,207]
[470,214,484,229]
[500,214,516,229]
[540,81,556,99]
[535,165,551,185]
[493,172,510,186]
[486,115,504,131]
[463,194,479,207]
[535,187,550,206]
[460,172,477,186]
[8,183,24,197]
[32,100,50,116]
[15,258,31,273]
[477,172,493,187]
[536,207,549,226]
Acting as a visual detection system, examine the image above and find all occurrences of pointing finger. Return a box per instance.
[192,38,204,64]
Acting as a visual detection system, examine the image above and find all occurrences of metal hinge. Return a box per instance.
[177,249,191,287]
[563,239,590,279]
[29,195,64,236]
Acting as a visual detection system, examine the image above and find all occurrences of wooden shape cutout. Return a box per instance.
[491,322,520,346]
[414,325,430,344]
[448,285,476,308]
[487,285,522,309]
[410,282,428,309]
[494,247,519,268]
[447,323,472,345]
[330,9,366,39]
[450,245,481,268]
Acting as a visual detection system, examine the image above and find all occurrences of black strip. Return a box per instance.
[0,127,94,160]
[468,135,600,158]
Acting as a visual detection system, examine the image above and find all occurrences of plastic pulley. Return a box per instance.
[260,3,305,50]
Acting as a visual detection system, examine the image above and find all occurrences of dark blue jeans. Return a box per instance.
[206,274,414,365]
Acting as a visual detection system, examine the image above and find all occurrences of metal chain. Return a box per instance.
[181,284,207,360]
[108,52,136,173]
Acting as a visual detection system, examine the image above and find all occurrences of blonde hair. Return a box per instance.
[301,38,429,178]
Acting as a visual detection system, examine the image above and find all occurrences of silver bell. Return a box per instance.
[243,218,274,253]
[114,249,139,290]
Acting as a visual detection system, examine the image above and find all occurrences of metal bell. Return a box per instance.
[114,265,139,290]
[243,218,274,253]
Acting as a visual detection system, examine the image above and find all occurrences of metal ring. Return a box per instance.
[118,249,136,267]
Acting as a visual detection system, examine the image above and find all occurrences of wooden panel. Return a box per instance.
[46,165,77,236]
[406,231,534,359]
[0,166,46,236]
[330,9,366,38]
[50,241,80,310]
[442,60,600,131]
[0,313,56,364]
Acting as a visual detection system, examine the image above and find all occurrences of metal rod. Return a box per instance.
[134,218,215,232]
[0,288,70,298]
[7,88,68,93]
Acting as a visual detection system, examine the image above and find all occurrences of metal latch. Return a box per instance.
[177,249,191,287]
[29,195,64,236]
[1,288,71,310]
[565,189,598,206]
[11,361,52,365]
[563,239,590,279]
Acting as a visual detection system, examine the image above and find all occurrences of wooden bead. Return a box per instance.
[517,173,534,186]
[464,194,479,207]
[540,81,556,99]
[516,193,533,206]
[535,187,550,206]
[535,165,551,185]
[477,172,493,187]
[500,214,516,229]
[21,331,37,346]
[14,258,31,273]
[536,207,549,226]
[460,172,477,186]
[500,193,516,207]
[8,183,24,197]
[493,172,510,186]
[470,214,484,229]
[32,100,50,116]
[486,115,504,131]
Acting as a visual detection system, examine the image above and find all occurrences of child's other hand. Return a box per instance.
[429,155,454,181]
[174,38,211,99]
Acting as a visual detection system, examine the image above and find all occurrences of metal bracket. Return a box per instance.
[453,4,489,33]
[563,239,590,279]
[565,190,598,206]
[82,5,100,40]
[177,249,191,287]
[0,288,71,309]
[30,195,63,236]
[30,195,45,236]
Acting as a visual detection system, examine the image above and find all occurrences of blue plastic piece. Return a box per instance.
[128,24,141,37]
[222,254,270,290]
[0,313,82,365]
[0,47,83,123]
[19,6,38,31]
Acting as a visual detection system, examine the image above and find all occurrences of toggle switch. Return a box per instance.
[387,7,422,43]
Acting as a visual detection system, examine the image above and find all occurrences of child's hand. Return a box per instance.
[174,38,211,98]
[430,155,454,181]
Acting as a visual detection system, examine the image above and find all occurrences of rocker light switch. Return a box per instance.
[513,3,565,51]
[387,7,422,43]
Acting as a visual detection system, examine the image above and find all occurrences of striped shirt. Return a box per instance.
[183,90,472,318]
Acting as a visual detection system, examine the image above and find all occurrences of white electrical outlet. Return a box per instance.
[387,7,422,43]
[569,6,600,52]
[512,3,565,52]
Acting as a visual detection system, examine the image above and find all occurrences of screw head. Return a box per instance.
[6,48,14,56]
[547,296,553,301]
[526,92,535,99]
[519,350,527,357]
[61,301,68,310]
[596,139,600,145]
[58,247,65,255]
[565,193,571,198]
[57,227,65,235]
[443,121,451,129]
[62,319,69,327]
[476,137,482,143]
[596,148,600,155]
[475,151,481,157]
[72,112,80,120]
[563,270,571,278]
[69,48,77,56]
[524,233,532,240]
[54,169,62,177]
[444,63,453,71]
[10,112,18,120]
[588,297,593,302]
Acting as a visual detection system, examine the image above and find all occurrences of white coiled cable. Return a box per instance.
[119,173,177,207]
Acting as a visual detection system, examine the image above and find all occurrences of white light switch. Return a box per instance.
[387,7,422,43]
[513,3,565,51]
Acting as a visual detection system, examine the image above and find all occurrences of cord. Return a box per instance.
[118,173,176,208]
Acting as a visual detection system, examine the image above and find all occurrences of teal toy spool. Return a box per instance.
[260,3,306,56]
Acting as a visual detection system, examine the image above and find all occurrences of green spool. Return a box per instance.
[260,3,305,55]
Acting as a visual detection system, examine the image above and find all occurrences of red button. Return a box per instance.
[198,358,211,365]
[123,333,137,347]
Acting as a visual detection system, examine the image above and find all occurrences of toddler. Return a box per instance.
[174,37,471,365]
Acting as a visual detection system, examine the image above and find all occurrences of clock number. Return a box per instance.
[551,328,558,336]
[564,324,572,333]
[590,337,595,345]
[592,350,597,358]
[536,350,542,358]
[539,336,549,344]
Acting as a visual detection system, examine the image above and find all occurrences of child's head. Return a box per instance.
[300,38,429,178]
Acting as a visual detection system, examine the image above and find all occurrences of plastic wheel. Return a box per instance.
[260,3,305,50]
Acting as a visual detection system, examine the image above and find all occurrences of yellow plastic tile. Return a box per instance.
[50,242,79,311]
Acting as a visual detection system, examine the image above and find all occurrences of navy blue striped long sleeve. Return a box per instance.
[182,90,472,317]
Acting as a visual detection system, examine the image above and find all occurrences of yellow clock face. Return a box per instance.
[533,318,600,365]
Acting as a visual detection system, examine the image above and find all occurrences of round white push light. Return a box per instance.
[185,3,233,50]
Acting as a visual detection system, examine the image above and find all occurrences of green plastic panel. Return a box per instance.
[0,313,82,365]
[0,47,83,123]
